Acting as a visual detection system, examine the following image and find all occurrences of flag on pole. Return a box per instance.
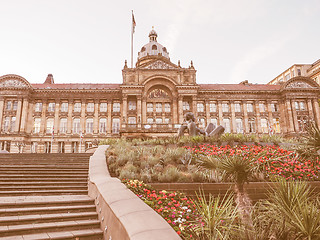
[132,11,136,33]
[80,131,83,143]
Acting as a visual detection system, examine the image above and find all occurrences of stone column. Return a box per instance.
[142,97,147,124]
[137,96,142,128]
[40,100,47,134]
[14,99,23,132]
[205,100,210,126]
[178,96,184,124]
[107,102,112,134]
[313,99,320,127]
[54,100,60,134]
[242,101,249,133]
[122,96,127,127]
[267,101,273,127]
[80,100,86,133]
[218,101,223,125]
[172,97,178,124]
[25,101,34,134]
[255,101,262,133]
[20,98,29,133]
[285,99,294,133]
[291,100,299,132]
[279,100,287,134]
[67,100,73,134]
[0,98,4,132]
[93,100,99,134]
[192,96,197,119]
[230,101,236,133]
[307,99,314,120]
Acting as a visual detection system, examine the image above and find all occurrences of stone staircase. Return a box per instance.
[0,153,103,240]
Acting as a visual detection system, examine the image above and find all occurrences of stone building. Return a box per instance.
[0,29,320,153]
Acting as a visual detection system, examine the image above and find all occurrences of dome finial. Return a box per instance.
[149,27,157,42]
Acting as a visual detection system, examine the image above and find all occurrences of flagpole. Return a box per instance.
[131,10,135,68]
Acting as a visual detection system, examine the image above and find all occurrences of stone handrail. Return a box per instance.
[88,145,181,240]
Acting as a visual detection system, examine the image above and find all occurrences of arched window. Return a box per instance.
[141,47,146,52]
[152,45,157,50]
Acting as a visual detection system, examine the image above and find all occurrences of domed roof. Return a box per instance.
[138,28,169,59]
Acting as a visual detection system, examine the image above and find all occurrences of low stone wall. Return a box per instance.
[150,182,320,202]
[88,145,181,240]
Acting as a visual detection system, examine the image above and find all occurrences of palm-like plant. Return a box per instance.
[297,121,320,158]
[188,190,240,240]
[261,180,320,240]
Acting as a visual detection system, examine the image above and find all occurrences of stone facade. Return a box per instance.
[1,30,320,153]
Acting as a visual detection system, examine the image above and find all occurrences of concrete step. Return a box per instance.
[0,212,99,226]
[0,178,88,182]
[0,182,87,187]
[0,186,88,191]
[0,174,88,178]
[0,189,88,196]
[0,170,88,174]
[0,165,88,170]
[0,204,96,217]
[0,219,101,237]
[0,228,103,240]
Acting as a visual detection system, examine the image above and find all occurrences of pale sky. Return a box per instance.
[0,0,319,85]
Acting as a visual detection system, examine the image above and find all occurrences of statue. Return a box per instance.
[178,112,225,137]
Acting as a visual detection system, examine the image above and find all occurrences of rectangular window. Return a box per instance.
[87,103,94,112]
[247,103,253,113]
[46,118,54,133]
[33,118,41,133]
[60,118,67,133]
[128,101,136,111]
[209,102,216,112]
[156,118,162,124]
[222,118,230,133]
[271,103,278,112]
[295,101,299,111]
[164,103,171,112]
[183,101,190,111]
[100,102,108,112]
[259,103,265,112]
[222,103,229,112]
[86,118,94,133]
[48,103,55,112]
[13,101,18,111]
[273,118,281,133]
[35,102,42,112]
[10,117,16,132]
[199,118,205,128]
[234,103,241,112]
[112,118,120,133]
[5,101,12,110]
[128,117,136,124]
[285,74,290,81]
[248,119,255,133]
[113,102,120,112]
[156,103,162,112]
[164,118,170,124]
[147,103,153,112]
[299,101,305,111]
[197,103,204,112]
[235,118,243,133]
[3,117,10,132]
[261,118,268,133]
[147,118,153,124]
[210,118,218,128]
[99,118,107,133]
[73,118,81,134]
[74,102,81,112]
[61,102,68,112]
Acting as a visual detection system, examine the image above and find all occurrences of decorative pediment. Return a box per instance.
[286,81,315,89]
[0,79,29,88]
[141,60,177,70]
[0,75,32,89]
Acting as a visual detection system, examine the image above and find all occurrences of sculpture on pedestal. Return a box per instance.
[178,112,225,137]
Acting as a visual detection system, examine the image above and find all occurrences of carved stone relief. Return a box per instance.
[0,79,29,88]
[286,81,315,89]
[143,60,176,70]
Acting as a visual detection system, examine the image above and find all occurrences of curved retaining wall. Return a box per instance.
[88,145,181,240]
